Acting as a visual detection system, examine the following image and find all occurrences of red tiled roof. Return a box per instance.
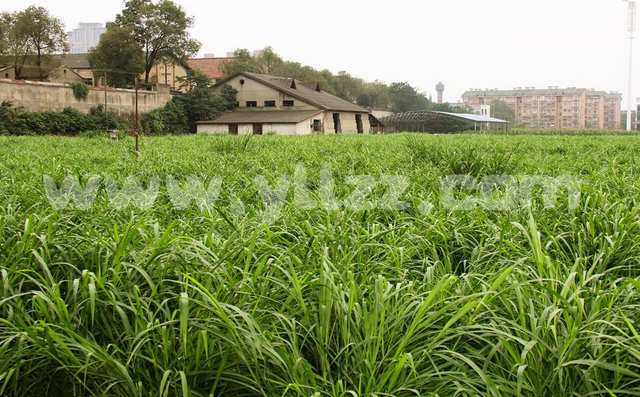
[187,57,233,80]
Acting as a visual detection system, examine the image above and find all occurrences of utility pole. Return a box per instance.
[134,77,140,156]
[103,71,108,115]
[624,0,637,131]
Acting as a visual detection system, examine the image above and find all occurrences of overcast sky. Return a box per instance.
[2,0,636,104]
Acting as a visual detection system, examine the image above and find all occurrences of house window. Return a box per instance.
[283,100,294,107]
[4,73,8,78]
[264,100,276,108]
[312,119,322,132]
[246,101,257,108]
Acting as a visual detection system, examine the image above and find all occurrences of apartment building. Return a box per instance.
[67,23,105,54]
[462,87,622,129]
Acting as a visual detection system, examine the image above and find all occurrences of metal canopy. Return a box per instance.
[432,112,509,124]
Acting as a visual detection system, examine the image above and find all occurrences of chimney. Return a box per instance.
[315,82,321,92]
[290,79,297,89]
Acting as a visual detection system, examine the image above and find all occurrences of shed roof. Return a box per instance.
[55,53,91,69]
[187,57,233,80]
[215,72,369,113]
[0,53,91,72]
[433,112,509,124]
[198,110,323,124]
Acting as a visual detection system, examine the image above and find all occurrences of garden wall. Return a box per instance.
[0,79,171,115]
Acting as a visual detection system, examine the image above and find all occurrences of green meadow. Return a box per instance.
[0,134,639,396]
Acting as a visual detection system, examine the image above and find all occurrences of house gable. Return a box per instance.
[218,75,319,111]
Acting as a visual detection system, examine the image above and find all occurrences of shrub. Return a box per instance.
[141,108,166,135]
[0,102,128,135]
[71,82,89,101]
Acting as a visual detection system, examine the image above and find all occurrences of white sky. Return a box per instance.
[2,0,636,104]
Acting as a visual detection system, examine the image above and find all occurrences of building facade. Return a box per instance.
[197,72,371,135]
[462,87,622,129]
[67,23,106,54]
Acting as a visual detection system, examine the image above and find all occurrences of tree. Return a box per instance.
[114,0,200,84]
[176,70,237,132]
[89,25,144,87]
[15,6,68,79]
[0,12,31,79]
[357,81,391,110]
[490,100,515,123]
[388,82,431,113]
[0,13,9,56]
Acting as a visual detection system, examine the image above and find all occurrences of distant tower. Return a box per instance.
[436,82,445,104]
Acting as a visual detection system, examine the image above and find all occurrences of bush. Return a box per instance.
[0,102,128,136]
[141,108,166,135]
[141,96,194,135]
[71,82,89,101]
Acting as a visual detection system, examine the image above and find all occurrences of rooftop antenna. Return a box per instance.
[624,0,637,131]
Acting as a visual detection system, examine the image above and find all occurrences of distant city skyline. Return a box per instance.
[2,1,636,104]
[66,22,105,54]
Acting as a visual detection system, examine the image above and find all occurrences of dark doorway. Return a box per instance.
[355,114,364,134]
[312,119,322,133]
[252,123,263,135]
[333,113,341,133]
[228,124,239,135]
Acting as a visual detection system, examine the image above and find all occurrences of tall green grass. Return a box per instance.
[0,134,639,396]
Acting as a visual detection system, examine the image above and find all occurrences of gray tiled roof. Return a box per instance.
[0,53,91,70]
[216,72,369,113]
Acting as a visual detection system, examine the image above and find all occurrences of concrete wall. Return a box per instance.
[197,112,371,136]
[198,121,312,135]
[197,111,371,135]
[322,111,371,134]
[0,79,171,115]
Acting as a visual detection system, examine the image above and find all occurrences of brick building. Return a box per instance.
[462,87,622,129]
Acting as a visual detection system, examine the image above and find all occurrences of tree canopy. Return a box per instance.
[0,7,67,79]
[89,25,145,87]
[221,47,467,114]
[113,0,201,84]
[490,99,516,123]
[15,6,67,78]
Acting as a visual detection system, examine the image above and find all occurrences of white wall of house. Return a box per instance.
[322,111,371,134]
[197,124,229,134]
[197,113,371,135]
[197,121,313,135]
[217,76,317,111]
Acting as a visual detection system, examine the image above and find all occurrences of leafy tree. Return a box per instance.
[177,71,236,132]
[0,13,9,56]
[357,81,391,109]
[221,47,441,113]
[389,82,431,113]
[14,6,67,79]
[0,12,32,79]
[114,0,200,84]
[490,100,515,123]
[89,25,144,87]
[333,71,364,102]
[431,102,473,113]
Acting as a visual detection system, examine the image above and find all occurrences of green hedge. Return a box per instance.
[0,101,127,136]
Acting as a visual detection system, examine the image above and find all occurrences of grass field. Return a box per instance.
[0,133,639,396]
